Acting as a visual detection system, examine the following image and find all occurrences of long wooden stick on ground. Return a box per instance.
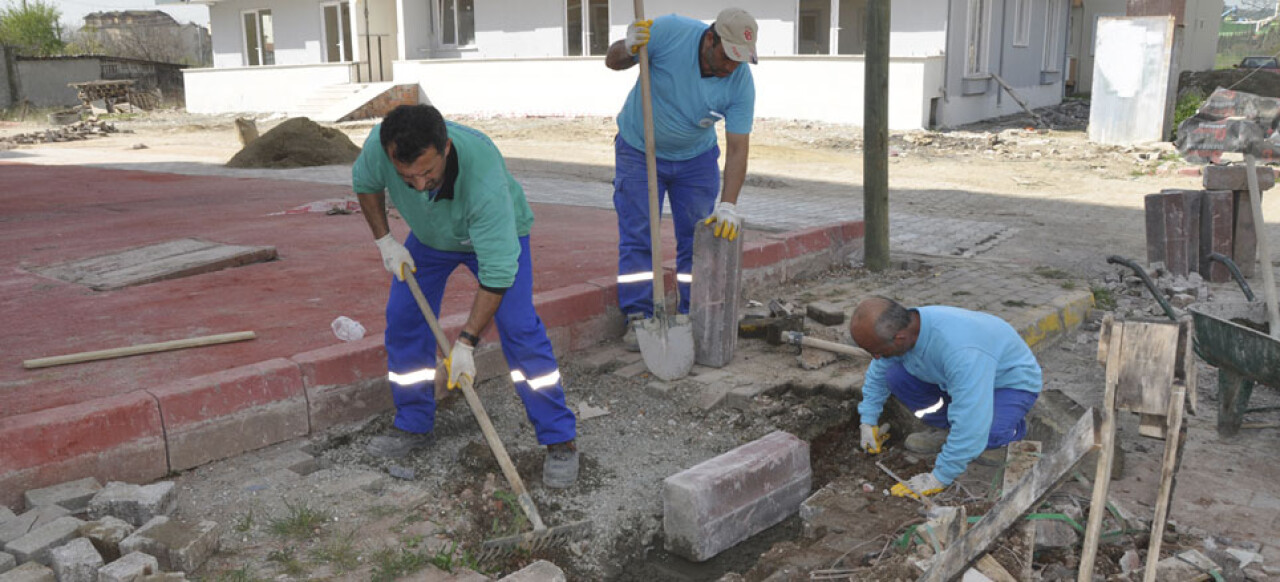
[23,331,257,369]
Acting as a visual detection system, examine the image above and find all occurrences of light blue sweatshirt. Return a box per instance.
[858,306,1042,484]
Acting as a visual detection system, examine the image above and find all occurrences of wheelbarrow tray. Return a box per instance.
[1190,301,1280,436]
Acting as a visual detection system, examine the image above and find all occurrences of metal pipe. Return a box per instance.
[1106,255,1179,322]
[1207,252,1256,302]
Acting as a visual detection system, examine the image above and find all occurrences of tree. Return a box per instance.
[0,0,65,56]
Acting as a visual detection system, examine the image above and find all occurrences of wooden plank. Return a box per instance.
[1096,313,1114,364]
[1113,321,1179,415]
[1001,440,1041,582]
[1142,383,1187,582]
[23,331,257,369]
[975,555,1017,582]
[691,225,744,368]
[35,238,277,291]
[1079,331,1124,581]
[1177,319,1197,416]
[918,408,1100,582]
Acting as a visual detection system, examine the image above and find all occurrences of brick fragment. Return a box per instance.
[0,562,54,582]
[23,478,102,513]
[88,482,175,527]
[3,516,84,566]
[49,538,102,582]
[118,517,219,573]
[79,516,135,562]
[0,552,13,574]
[97,551,158,582]
[805,302,846,326]
[1202,164,1275,191]
[663,431,812,562]
[498,560,566,581]
[0,508,13,523]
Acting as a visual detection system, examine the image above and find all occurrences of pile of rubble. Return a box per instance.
[1,477,216,581]
[0,118,123,146]
[1097,263,1214,320]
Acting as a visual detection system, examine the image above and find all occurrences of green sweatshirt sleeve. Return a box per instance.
[463,172,520,289]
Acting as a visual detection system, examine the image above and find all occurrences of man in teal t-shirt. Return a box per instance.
[352,104,579,489]
[605,7,758,350]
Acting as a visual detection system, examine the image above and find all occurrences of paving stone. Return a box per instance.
[0,552,12,574]
[0,509,13,523]
[724,382,774,410]
[796,348,837,370]
[79,516,135,562]
[97,551,159,582]
[805,301,846,326]
[3,516,84,566]
[88,483,176,527]
[0,562,54,582]
[498,559,566,581]
[696,383,733,412]
[118,517,219,573]
[23,478,102,514]
[611,361,649,379]
[49,538,102,582]
[663,431,811,562]
[645,381,673,398]
[0,507,71,546]
[1202,164,1275,191]
[135,574,186,581]
[1199,190,1234,282]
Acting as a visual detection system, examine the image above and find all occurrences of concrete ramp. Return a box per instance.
[289,82,420,123]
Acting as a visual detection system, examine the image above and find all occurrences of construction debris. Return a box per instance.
[0,118,122,146]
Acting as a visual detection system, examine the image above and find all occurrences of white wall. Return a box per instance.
[890,0,948,56]
[1183,0,1224,72]
[16,59,100,107]
[209,0,336,67]
[1071,0,1127,94]
[392,56,943,129]
[183,63,354,113]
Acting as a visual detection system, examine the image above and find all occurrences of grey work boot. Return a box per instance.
[366,426,434,458]
[622,313,645,352]
[904,427,949,455]
[543,441,580,489]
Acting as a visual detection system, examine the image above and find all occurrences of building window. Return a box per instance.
[566,0,609,56]
[1013,0,1031,47]
[965,0,988,76]
[242,9,275,66]
[437,0,475,47]
[322,2,353,62]
[797,0,830,55]
[1044,0,1063,71]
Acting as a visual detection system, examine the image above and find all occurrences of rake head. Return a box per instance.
[476,518,594,563]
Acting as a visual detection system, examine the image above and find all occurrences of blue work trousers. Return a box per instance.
[884,362,1038,449]
[383,234,577,446]
[613,137,720,316]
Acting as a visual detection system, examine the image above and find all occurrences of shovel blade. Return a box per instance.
[636,314,695,381]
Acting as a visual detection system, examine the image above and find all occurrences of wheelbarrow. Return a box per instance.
[1107,255,1280,436]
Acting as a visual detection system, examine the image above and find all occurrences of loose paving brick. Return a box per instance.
[0,552,12,574]
[23,478,101,514]
[79,516,135,562]
[805,301,846,326]
[3,516,84,566]
[0,509,13,523]
[0,562,54,582]
[135,574,186,581]
[49,538,102,582]
[118,517,218,573]
[1202,164,1275,191]
[97,551,159,582]
[499,559,566,581]
[663,430,812,562]
[88,482,175,527]
[0,507,70,546]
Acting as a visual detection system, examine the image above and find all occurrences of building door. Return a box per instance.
[567,0,610,56]
[322,2,353,63]
[242,9,275,66]
[797,0,830,54]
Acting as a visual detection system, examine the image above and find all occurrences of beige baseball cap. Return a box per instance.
[714,7,758,65]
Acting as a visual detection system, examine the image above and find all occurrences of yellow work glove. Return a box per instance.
[625,19,652,55]
[445,339,475,390]
[860,423,890,454]
[891,472,945,500]
[703,201,741,241]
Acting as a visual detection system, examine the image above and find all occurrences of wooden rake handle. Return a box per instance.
[401,275,547,532]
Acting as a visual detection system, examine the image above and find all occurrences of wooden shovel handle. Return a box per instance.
[634,0,666,314]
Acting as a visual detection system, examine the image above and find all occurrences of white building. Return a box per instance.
[177,0,1081,129]
[1067,0,1223,94]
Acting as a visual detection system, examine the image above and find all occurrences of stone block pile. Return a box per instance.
[0,119,121,147]
[0,477,218,582]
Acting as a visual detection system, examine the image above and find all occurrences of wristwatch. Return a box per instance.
[459,330,480,347]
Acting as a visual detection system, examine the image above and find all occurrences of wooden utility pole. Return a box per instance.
[863,0,890,271]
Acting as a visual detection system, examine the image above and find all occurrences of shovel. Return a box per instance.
[400,275,592,561]
[632,0,695,381]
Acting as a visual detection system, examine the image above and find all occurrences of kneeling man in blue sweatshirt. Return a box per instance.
[850,296,1042,499]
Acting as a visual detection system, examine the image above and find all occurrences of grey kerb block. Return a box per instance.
[2,516,84,566]
[23,478,102,513]
[88,483,176,528]
[98,551,159,582]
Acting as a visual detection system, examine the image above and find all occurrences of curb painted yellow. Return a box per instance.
[1019,290,1096,352]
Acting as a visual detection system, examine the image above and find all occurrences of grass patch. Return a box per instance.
[269,499,333,540]
[365,504,400,519]
[311,531,361,572]
[1002,300,1031,308]
[370,548,431,582]
[267,546,307,577]
[1033,266,1072,279]
[1173,89,1206,139]
[1060,281,1077,290]
[233,508,254,533]
[489,490,529,537]
[1092,285,1117,311]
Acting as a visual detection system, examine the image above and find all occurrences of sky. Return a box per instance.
[46,0,210,29]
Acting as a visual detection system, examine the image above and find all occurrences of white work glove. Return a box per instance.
[860,423,890,454]
[891,472,945,500]
[374,233,415,281]
[625,19,652,55]
[704,202,741,241]
[445,340,475,390]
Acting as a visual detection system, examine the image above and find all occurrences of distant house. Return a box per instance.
[0,50,186,109]
[80,10,212,67]
[1067,0,1222,94]
[174,0,1076,129]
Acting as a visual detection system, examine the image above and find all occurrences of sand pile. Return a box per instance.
[226,117,361,168]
